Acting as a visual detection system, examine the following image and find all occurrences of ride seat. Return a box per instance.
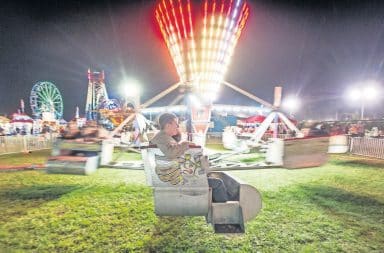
[141,146,210,216]
[207,171,262,233]
[141,145,262,233]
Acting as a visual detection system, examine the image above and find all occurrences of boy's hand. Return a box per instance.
[183,168,194,174]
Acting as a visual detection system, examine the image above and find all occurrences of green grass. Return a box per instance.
[0,150,51,166]
[205,143,227,151]
[205,144,265,163]
[0,153,383,252]
[236,153,265,163]
[0,149,142,167]
[111,148,142,162]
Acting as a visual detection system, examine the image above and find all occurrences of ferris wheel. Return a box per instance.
[30,81,64,119]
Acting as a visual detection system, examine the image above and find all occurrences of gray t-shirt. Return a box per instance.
[150,130,189,159]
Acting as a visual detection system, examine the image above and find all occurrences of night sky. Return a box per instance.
[1,0,384,120]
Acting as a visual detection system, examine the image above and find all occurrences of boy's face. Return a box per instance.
[165,118,180,137]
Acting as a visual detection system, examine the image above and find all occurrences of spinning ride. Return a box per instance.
[155,0,251,143]
[135,0,263,234]
[30,81,63,119]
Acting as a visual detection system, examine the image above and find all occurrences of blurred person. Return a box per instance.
[62,121,81,139]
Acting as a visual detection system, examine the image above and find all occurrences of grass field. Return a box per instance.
[0,150,51,166]
[0,152,383,252]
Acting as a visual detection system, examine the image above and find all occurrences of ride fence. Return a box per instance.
[349,137,384,159]
[0,135,56,155]
[206,132,222,144]
[206,132,295,144]
[261,133,293,141]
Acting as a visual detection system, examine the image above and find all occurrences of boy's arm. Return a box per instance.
[156,140,190,159]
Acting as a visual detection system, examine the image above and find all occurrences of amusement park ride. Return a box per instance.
[46,0,329,233]
[30,81,64,120]
[85,69,109,121]
[28,81,65,134]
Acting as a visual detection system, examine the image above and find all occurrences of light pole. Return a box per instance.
[360,97,365,120]
[282,96,300,117]
[347,82,379,120]
[120,78,141,110]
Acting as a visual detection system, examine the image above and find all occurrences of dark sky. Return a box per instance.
[1,0,384,120]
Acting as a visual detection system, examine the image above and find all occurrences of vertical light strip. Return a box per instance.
[201,0,209,91]
[206,1,216,92]
[186,0,197,83]
[223,2,249,76]
[158,2,184,81]
[178,0,188,39]
[159,1,178,69]
[156,6,181,79]
[220,0,233,61]
[168,0,185,81]
[165,0,186,82]
[178,0,192,81]
[211,0,226,92]
[220,0,241,77]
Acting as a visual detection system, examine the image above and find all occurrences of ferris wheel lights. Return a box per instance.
[30,81,63,120]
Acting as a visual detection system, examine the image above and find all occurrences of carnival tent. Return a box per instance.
[10,113,34,134]
[241,115,266,123]
[240,114,297,125]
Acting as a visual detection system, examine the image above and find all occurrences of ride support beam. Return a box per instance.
[109,82,181,138]
[140,82,181,109]
[222,81,273,108]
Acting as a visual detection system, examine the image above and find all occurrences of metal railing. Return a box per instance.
[350,137,384,159]
[206,132,223,144]
[206,132,294,144]
[0,135,56,155]
[261,133,294,141]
